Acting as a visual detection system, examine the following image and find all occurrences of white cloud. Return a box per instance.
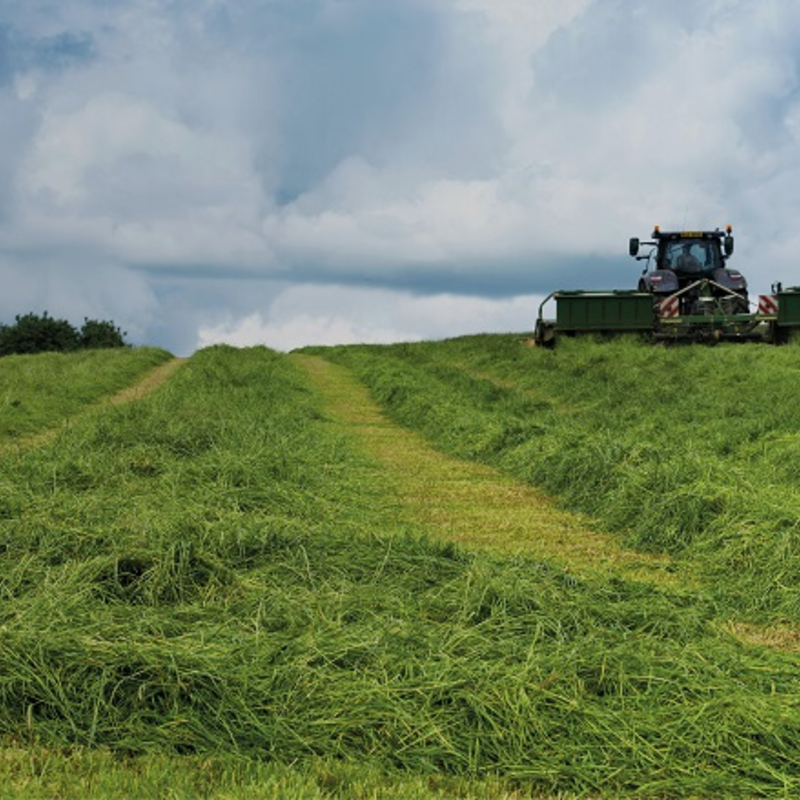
[14,90,270,268]
[197,284,544,352]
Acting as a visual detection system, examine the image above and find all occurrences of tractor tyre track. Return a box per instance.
[294,353,677,585]
[1,356,186,455]
[105,356,186,406]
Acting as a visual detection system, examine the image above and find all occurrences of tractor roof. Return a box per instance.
[652,226,732,241]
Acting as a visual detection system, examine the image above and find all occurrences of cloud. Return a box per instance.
[196,283,543,352]
[2,0,800,353]
[0,21,95,87]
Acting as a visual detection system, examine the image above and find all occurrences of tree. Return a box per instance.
[0,312,129,356]
[0,312,80,356]
[80,318,128,349]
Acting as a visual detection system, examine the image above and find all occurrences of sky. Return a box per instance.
[2,0,800,354]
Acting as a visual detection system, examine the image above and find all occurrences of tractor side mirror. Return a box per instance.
[629,237,640,257]
[724,235,734,256]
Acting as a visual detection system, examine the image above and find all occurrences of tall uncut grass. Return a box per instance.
[3,344,800,797]
[312,335,800,621]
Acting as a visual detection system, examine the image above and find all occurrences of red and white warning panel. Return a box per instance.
[758,295,778,315]
[658,296,680,318]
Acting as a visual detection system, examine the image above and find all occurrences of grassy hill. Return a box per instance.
[0,347,172,440]
[315,335,800,621]
[1,339,800,798]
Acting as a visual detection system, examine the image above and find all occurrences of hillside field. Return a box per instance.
[1,338,800,798]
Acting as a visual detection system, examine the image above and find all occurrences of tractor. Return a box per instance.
[534,225,800,345]
[631,226,749,317]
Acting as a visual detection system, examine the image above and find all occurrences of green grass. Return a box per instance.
[3,342,800,796]
[308,334,800,621]
[0,347,173,440]
[0,746,545,799]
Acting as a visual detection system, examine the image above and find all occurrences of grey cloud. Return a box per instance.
[262,3,465,201]
[531,1,661,110]
[0,93,36,220]
[3,0,800,353]
[0,23,95,85]
[85,1,454,202]
[30,29,95,70]
[0,26,13,84]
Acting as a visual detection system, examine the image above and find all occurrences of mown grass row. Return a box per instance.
[310,335,800,621]
[3,345,800,797]
[0,347,173,440]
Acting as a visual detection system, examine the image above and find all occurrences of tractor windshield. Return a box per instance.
[660,239,722,274]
